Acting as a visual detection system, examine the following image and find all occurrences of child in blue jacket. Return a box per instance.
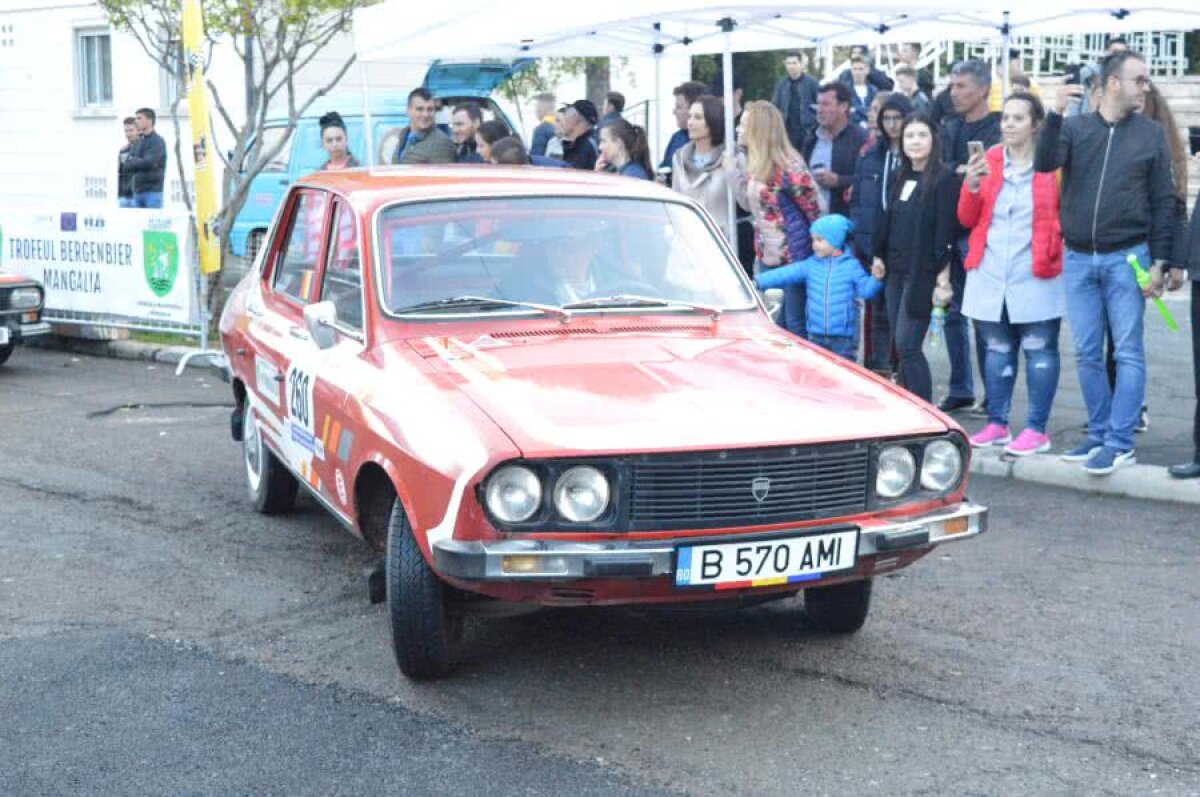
[755,214,886,360]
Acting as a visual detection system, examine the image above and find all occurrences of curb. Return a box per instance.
[969,448,1200,506]
[30,335,198,366]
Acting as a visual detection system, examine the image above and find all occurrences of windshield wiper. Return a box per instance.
[393,295,571,322]
[561,294,722,320]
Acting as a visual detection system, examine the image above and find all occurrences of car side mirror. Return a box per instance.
[303,301,338,350]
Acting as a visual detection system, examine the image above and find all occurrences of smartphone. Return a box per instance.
[1190,129,1200,156]
[967,140,986,161]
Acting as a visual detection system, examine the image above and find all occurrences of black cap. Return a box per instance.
[568,99,599,126]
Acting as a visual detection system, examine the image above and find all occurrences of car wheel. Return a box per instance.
[243,401,298,515]
[0,343,12,367]
[386,499,462,680]
[805,578,872,633]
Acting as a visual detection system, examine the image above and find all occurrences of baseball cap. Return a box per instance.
[568,99,599,126]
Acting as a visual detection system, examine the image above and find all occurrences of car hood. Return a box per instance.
[402,325,947,458]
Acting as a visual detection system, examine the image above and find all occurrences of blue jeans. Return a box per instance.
[756,260,807,339]
[132,191,163,208]
[118,196,136,208]
[943,239,986,400]
[780,282,807,339]
[976,310,1061,433]
[1063,245,1148,452]
[809,334,857,361]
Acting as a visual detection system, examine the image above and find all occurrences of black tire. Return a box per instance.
[242,401,298,515]
[805,578,872,634]
[0,343,13,367]
[386,499,462,679]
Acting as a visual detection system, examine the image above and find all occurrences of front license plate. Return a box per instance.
[0,327,9,345]
[675,529,859,589]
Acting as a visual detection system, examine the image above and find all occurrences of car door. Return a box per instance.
[306,195,368,512]
[246,186,347,507]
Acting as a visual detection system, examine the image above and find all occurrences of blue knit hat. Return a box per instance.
[810,214,854,251]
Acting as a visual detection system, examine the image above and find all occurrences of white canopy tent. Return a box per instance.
[354,0,1200,237]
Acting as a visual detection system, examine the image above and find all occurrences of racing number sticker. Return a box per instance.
[288,367,312,429]
[285,364,325,464]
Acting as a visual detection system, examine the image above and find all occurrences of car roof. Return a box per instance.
[296,166,685,211]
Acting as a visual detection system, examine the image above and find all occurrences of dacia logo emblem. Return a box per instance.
[751,477,770,503]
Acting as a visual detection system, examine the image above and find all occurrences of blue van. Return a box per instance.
[229,60,532,260]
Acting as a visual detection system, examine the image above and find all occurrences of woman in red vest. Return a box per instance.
[958,92,1064,456]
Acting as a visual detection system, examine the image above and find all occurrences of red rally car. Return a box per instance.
[0,272,51,367]
[220,167,988,679]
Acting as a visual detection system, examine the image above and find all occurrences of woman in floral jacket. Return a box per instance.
[726,100,825,336]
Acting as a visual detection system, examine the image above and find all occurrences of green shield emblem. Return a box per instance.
[143,231,179,298]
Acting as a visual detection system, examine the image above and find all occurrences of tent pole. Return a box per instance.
[1001,11,1011,104]
[654,23,663,169]
[361,59,375,167]
[720,18,736,244]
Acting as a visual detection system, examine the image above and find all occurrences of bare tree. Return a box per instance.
[100,0,368,326]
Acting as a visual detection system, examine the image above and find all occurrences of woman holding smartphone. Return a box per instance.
[957,92,1065,455]
[872,115,958,402]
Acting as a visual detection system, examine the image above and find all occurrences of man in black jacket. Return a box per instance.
[125,107,167,208]
[771,51,820,152]
[801,82,867,217]
[560,100,599,171]
[1169,157,1200,478]
[1035,51,1174,476]
[117,116,138,208]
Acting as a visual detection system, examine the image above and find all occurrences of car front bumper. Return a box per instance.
[433,501,987,582]
[0,318,51,344]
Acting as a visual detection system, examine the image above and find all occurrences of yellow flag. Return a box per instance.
[182,0,221,274]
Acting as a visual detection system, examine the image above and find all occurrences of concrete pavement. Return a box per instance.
[2,347,1198,795]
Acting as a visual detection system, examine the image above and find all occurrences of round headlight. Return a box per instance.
[485,466,542,524]
[876,446,916,499]
[921,439,963,492]
[9,287,42,310]
[553,466,610,523]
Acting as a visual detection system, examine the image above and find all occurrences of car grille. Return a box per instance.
[628,443,870,530]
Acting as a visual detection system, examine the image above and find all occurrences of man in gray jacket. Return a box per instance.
[1035,51,1174,476]
[393,88,456,165]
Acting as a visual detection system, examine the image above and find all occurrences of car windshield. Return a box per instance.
[375,196,756,317]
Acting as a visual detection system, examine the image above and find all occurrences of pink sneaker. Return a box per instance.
[1005,428,1052,456]
[970,423,1012,448]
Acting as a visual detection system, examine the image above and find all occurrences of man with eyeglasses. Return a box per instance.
[1035,50,1175,476]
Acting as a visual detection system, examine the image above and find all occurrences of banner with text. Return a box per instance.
[0,206,195,325]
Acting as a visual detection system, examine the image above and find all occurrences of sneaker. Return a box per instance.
[1061,440,1103,462]
[1083,446,1136,476]
[970,423,1012,448]
[1135,407,1149,434]
[1005,429,1052,457]
[937,396,975,413]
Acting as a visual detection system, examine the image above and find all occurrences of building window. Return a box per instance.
[159,37,185,110]
[76,29,113,108]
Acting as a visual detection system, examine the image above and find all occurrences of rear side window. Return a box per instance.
[320,199,363,330]
[273,189,329,304]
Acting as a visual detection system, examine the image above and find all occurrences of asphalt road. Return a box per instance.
[1,347,1198,796]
